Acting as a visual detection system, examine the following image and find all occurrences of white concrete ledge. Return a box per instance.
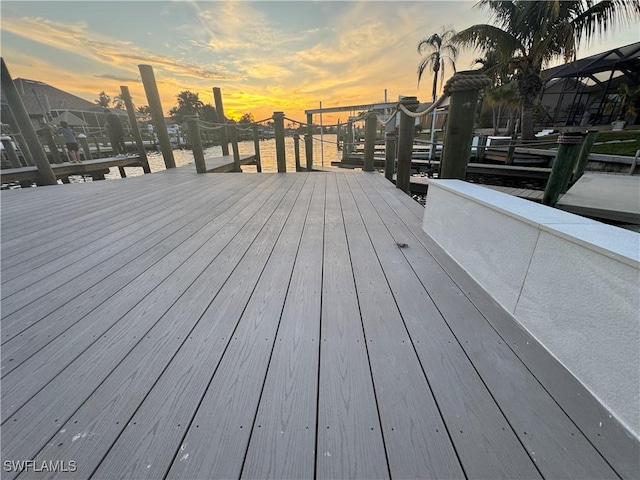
[423,180,640,436]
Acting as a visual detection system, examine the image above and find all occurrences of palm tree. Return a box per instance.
[95,91,111,108]
[453,0,640,140]
[417,27,459,102]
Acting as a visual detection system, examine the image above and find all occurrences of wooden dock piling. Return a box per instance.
[440,72,489,180]
[273,112,286,173]
[385,131,396,181]
[1,58,57,185]
[39,127,63,164]
[396,96,419,193]
[363,112,377,172]
[306,113,313,171]
[120,85,150,173]
[543,132,585,206]
[572,130,599,182]
[139,64,176,169]
[78,135,92,161]
[185,116,206,174]
[213,87,229,156]
[252,125,262,172]
[229,124,241,172]
[294,133,302,172]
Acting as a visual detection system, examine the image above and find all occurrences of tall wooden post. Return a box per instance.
[305,113,313,171]
[346,120,354,156]
[213,87,229,156]
[1,58,57,185]
[294,133,301,172]
[273,111,286,173]
[120,85,150,173]
[40,127,63,163]
[78,134,92,161]
[440,73,487,179]
[543,132,585,206]
[363,112,377,172]
[138,64,176,168]
[337,122,342,150]
[572,130,599,183]
[396,96,419,193]
[185,116,206,173]
[384,131,397,181]
[229,124,241,172]
[252,125,262,172]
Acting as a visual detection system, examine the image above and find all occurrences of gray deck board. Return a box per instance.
[337,174,465,479]
[32,175,309,480]
[361,172,625,479]
[241,174,326,479]
[346,173,543,479]
[315,174,388,479]
[1,168,635,480]
[165,174,313,479]
[1,175,267,373]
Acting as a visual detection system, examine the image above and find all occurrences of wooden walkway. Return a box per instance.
[0,155,143,184]
[1,169,637,479]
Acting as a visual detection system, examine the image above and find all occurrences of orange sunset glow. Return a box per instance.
[2,1,638,124]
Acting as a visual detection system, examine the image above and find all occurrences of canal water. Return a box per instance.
[105,134,340,179]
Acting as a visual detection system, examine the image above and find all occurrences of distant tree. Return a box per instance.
[169,91,205,124]
[486,83,520,135]
[112,94,125,110]
[453,0,640,139]
[417,27,458,102]
[200,104,218,123]
[238,113,254,125]
[95,91,111,108]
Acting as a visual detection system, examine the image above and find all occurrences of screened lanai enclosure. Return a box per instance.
[538,42,640,127]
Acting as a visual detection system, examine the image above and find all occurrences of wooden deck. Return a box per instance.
[1,168,637,479]
[0,155,143,184]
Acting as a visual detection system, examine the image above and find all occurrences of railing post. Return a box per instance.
[440,71,489,180]
[396,96,419,193]
[345,120,354,156]
[1,58,57,185]
[213,87,229,156]
[273,111,286,173]
[1,136,21,168]
[363,112,377,172]
[252,125,262,172]
[337,122,342,150]
[185,116,206,173]
[476,134,487,163]
[138,64,176,168]
[229,123,241,172]
[294,132,302,172]
[78,134,92,161]
[120,85,150,173]
[306,113,313,171]
[543,132,585,206]
[572,130,599,183]
[40,127,63,164]
[92,136,102,158]
[384,131,397,181]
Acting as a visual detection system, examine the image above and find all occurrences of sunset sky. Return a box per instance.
[2,0,638,123]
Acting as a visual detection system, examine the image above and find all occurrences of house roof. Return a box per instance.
[8,78,103,116]
[543,42,640,81]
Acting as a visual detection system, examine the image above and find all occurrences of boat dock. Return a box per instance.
[1,166,637,479]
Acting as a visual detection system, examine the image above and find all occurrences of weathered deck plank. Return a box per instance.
[346,173,542,479]
[1,169,636,480]
[360,172,624,479]
[315,174,388,479]
[241,174,326,479]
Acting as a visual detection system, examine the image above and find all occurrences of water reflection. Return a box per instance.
[106,134,339,179]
